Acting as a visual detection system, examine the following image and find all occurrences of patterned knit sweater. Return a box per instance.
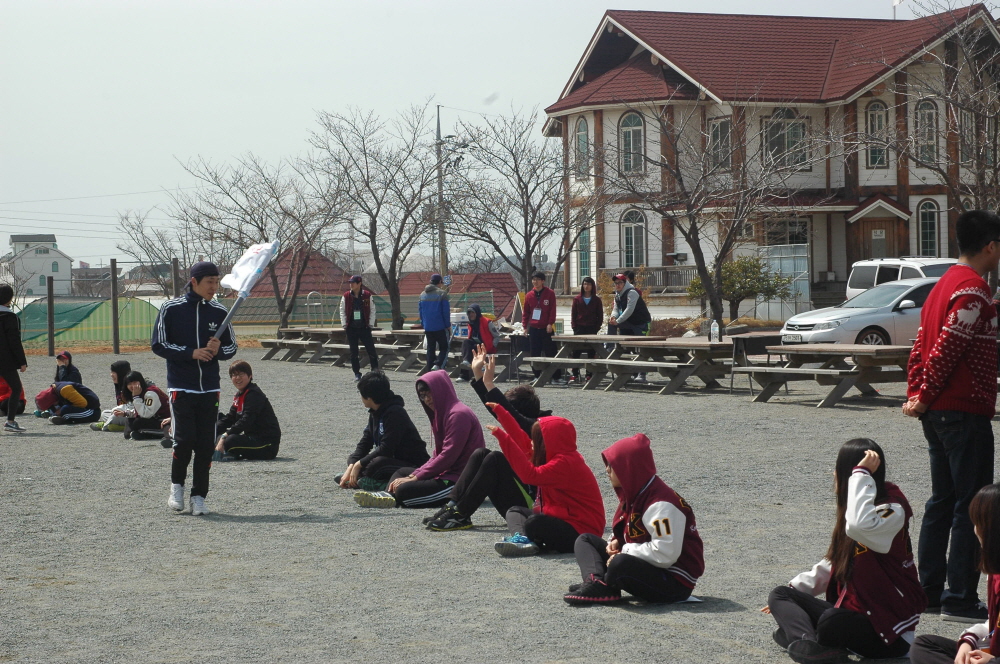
[906,263,998,416]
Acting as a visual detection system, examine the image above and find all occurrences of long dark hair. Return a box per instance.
[970,484,1000,575]
[530,421,547,467]
[579,276,596,297]
[825,438,888,585]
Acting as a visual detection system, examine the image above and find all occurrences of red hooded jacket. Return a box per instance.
[414,370,485,482]
[604,434,705,588]
[491,405,605,537]
[0,375,26,405]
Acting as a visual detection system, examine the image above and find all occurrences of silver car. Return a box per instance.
[781,277,937,345]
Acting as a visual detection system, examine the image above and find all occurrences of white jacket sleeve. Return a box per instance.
[960,621,991,650]
[132,392,163,419]
[789,559,832,597]
[369,298,377,327]
[339,297,347,327]
[845,468,905,554]
[620,501,685,568]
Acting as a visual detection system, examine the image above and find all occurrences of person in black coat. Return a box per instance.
[214,360,281,460]
[0,284,27,432]
[338,371,429,490]
[54,350,83,385]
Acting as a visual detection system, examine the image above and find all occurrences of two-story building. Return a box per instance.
[1,234,73,297]
[543,5,998,312]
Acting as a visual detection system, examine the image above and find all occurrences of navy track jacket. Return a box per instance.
[151,291,238,393]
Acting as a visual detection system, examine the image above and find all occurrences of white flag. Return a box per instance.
[221,241,280,296]
[893,0,905,5]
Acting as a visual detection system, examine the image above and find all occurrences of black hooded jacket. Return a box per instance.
[347,393,429,469]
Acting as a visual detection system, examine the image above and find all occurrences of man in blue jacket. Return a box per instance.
[152,261,238,516]
[418,273,451,372]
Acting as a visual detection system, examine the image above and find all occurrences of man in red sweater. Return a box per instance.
[522,271,562,383]
[904,209,1000,622]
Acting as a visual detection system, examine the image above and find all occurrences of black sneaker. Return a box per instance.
[160,436,173,449]
[568,582,583,593]
[563,578,623,605]
[942,602,989,623]
[772,627,791,650]
[428,510,473,531]
[786,639,850,664]
[49,416,67,425]
[423,504,453,526]
[333,474,343,485]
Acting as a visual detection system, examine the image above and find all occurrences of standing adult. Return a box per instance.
[609,273,652,383]
[523,271,561,383]
[339,275,378,382]
[152,261,238,516]
[569,276,602,384]
[419,273,451,372]
[903,209,1000,621]
[0,284,27,433]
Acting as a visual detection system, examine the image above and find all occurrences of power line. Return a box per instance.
[0,186,202,205]
[0,208,176,222]
[0,215,176,232]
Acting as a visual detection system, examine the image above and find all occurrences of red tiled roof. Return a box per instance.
[847,193,912,222]
[546,54,696,114]
[247,249,348,298]
[389,272,520,319]
[548,5,986,113]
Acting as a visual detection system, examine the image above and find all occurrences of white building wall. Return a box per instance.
[14,246,72,296]
[908,194,949,258]
[831,214,848,280]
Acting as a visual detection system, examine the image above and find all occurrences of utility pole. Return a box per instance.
[436,104,448,276]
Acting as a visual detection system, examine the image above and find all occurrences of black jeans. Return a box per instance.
[505,506,578,553]
[346,326,378,375]
[527,326,560,380]
[767,586,910,659]
[574,533,692,602]
[424,329,449,370]
[0,369,23,421]
[388,467,452,508]
[452,448,533,518]
[170,391,219,498]
[0,397,25,417]
[909,634,963,664]
[126,416,166,440]
[918,410,995,610]
[222,433,279,460]
[363,456,413,481]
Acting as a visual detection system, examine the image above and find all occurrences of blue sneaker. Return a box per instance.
[494,532,539,557]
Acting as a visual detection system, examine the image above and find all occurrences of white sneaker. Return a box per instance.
[168,484,184,511]
[190,495,208,516]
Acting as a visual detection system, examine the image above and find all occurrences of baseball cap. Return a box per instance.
[56,350,72,361]
[613,273,628,281]
[349,275,363,284]
[430,273,443,285]
[190,261,220,280]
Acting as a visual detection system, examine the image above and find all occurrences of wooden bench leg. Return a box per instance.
[604,373,633,392]
[395,353,420,372]
[531,365,557,388]
[658,366,697,395]
[260,347,280,361]
[305,347,325,364]
[582,370,607,390]
[817,376,860,408]
[752,380,785,403]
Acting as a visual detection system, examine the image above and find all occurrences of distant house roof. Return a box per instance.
[247,248,349,298]
[10,234,57,244]
[391,272,520,319]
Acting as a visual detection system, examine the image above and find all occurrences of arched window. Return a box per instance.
[620,210,645,267]
[38,275,46,286]
[619,113,644,173]
[51,261,59,273]
[915,101,938,164]
[918,200,939,257]
[574,117,589,177]
[866,101,889,168]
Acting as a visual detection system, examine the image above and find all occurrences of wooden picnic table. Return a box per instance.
[615,338,734,394]
[737,343,911,408]
[524,335,667,388]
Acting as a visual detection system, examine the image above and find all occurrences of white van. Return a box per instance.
[845,257,956,300]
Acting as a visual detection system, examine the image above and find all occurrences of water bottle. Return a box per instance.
[710,320,720,343]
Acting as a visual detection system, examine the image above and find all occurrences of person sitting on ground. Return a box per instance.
[564,433,704,605]
[486,403,605,557]
[214,360,282,461]
[458,304,500,381]
[424,344,550,532]
[762,439,925,663]
[38,381,102,425]
[338,370,429,491]
[0,374,26,418]
[120,371,170,441]
[89,359,132,430]
[353,370,484,509]
[910,483,1000,664]
[54,350,82,385]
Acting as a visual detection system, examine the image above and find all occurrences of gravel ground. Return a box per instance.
[1,351,987,663]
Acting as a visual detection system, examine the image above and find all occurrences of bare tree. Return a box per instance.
[171,154,349,331]
[450,243,515,274]
[446,109,591,293]
[597,95,838,334]
[309,104,439,329]
[116,210,195,296]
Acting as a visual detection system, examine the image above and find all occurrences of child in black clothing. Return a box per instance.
[338,371,429,490]
[54,351,82,384]
[215,360,282,461]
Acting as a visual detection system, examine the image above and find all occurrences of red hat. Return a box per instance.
[613,273,627,282]
[56,350,72,361]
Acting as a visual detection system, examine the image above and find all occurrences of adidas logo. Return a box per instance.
[208,322,218,331]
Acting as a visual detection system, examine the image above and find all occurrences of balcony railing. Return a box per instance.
[597,266,697,294]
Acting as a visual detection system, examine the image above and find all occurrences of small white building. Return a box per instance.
[1,234,74,297]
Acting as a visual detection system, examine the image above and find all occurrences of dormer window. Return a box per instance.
[575,117,590,178]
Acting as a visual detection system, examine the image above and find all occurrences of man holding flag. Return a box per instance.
[153,261,238,516]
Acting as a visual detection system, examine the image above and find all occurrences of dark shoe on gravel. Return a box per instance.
[786,639,850,664]
[942,602,988,623]
[563,578,623,605]
[423,504,453,526]
[428,510,473,531]
[772,627,791,650]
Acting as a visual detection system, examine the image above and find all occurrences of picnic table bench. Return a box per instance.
[732,343,911,408]
[525,335,666,388]
[622,338,734,394]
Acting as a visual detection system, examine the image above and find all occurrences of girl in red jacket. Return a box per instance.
[485,404,604,557]
[763,439,925,664]
[910,483,1000,664]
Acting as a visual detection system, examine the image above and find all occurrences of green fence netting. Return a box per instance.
[19,298,162,343]
[19,300,104,341]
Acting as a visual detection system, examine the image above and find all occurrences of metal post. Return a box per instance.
[46,276,54,357]
[436,104,448,276]
[171,257,181,298]
[110,258,120,355]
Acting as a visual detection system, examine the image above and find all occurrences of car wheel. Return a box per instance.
[855,328,890,345]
